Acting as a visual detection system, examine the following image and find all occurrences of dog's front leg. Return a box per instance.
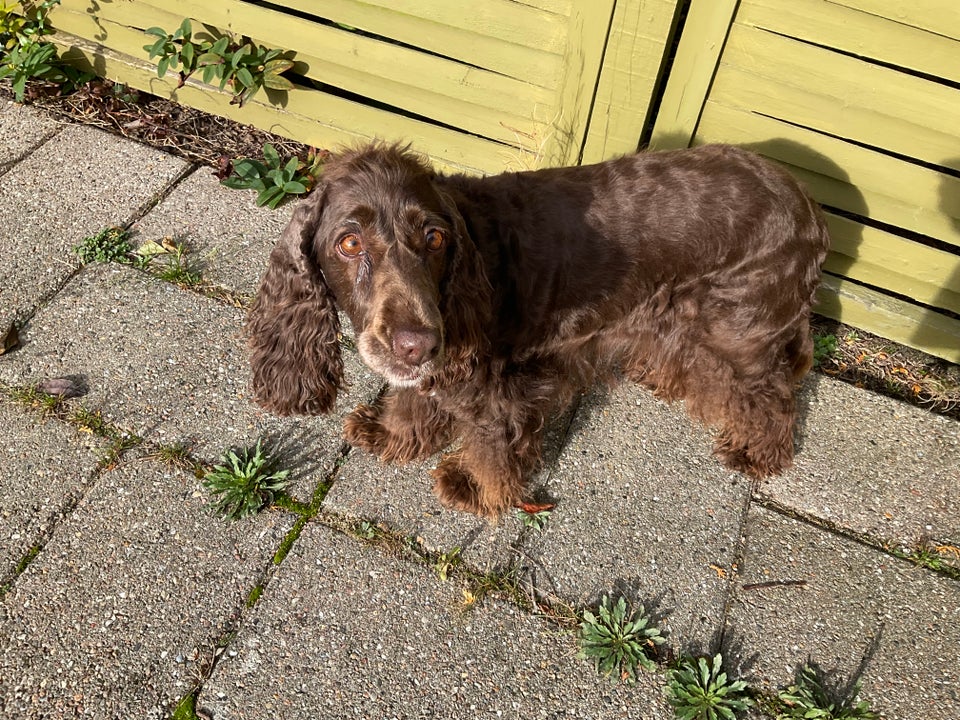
[344,387,454,464]
[431,420,542,518]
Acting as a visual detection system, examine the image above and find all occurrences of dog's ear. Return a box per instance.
[436,188,492,378]
[246,188,343,415]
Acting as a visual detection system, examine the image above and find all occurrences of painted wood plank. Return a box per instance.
[713,24,960,170]
[52,33,508,175]
[822,213,960,313]
[49,2,554,148]
[267,0,562,86]
[816,273,960,363]
[694,102,960,248]
[739,0,960,84]
[648,0,738,149]
[830,0,960,43]
[581,0,681,163]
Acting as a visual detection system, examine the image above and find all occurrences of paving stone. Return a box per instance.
[522,383,751,652]
[0,400,107,581]
[725,506,960,720]
[0,457,293,718]
[0,100,62,168]
[761,375,960,549]
[199,521,673,719]
[130,169,293,297]
[323,448,526,571]
[321,409,574,571]
[0,263,381,500]
[0,123,187,329]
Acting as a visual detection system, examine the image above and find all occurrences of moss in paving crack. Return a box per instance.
[171,691,200,720]
[0,543,43,598]
[272,514,311,565]
[246,583,265,608]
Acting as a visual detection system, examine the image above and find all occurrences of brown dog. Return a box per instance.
[247,143,830,516]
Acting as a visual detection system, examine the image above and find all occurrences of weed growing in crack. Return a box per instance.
[3,384,62,415]
[433,547,462,582]
[517,506,552,530]
[667,653,753,720]
[202,440,291,520]
[578,594,665,683]
[778,663,877,720]
[74,226,133,265]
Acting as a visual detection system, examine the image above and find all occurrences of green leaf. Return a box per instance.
[262,143,280,166]
[180,40,194,70]
[157,54,170,78]
[258,185,286,208]
[234,65,255,89]
[262,72,294,91]
[178,17,192,41]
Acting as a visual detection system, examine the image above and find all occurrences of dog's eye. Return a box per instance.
[425,229,446,253]
[337,233,364,257]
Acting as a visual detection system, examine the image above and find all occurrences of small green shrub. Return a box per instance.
[221,142,323,208]
[813,333,838,369]
[667,653,753,720]
[578,595,665,683]
[0,0,92,101]
[517,507,552,530]
[144,18,294,106]
[74,226,132,264]
[778,663,877,720]
[202,441,291,520]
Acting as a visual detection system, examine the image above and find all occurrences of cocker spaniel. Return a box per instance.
[247,143,829,517]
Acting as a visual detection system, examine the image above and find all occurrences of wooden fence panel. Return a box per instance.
[43,0,684,174]
[652,0,960,363]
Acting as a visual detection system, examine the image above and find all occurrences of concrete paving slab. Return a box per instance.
[323,448,526,571]
[0,457,294,718]
[322,410,575,570]
[725,506,960,720]
[0,263,381,500]
[0,123,187,330]
[130,169,293,297]
[200,521,673,719]
[0,100,62,168]
[522,383,751,652]
[0,400,107,581]
[763,375,960,549]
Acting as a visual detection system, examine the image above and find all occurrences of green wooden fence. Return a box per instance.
[38,0,960,362]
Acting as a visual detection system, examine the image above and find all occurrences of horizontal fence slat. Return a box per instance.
[816,272,960,364]
[829,0,960,43]
[738,0,960,84]
[822,213,960,314]
[714,23,960,169]
[53,33,508,175]
[695,102,960,248]
[238,0,564,85]
[50,1,556,148]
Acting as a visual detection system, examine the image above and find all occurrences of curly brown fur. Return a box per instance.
[247,142,830,517]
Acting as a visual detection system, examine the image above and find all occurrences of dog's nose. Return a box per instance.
[392,328,440,367]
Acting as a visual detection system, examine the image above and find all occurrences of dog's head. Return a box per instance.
[247,143,490,415]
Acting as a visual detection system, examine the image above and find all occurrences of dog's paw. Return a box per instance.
[343,403,392,455]
[431,453,487,515]
[343,403,433,464]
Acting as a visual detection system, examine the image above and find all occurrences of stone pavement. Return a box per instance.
[0,100,958,719]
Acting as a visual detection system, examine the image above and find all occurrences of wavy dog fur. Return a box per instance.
[247,143,830,517]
